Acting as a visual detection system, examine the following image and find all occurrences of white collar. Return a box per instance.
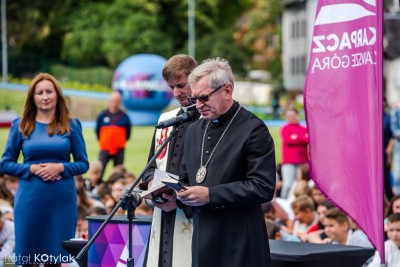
[181,104,196,112]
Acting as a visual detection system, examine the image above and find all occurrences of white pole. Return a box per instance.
[1,0,7,82]
[188,0,195,58]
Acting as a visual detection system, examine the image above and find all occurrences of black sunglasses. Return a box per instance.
[188,84,227,105]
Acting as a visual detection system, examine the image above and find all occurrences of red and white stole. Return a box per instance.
[146,107,193,267]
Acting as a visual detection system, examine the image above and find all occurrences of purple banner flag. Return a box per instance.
[304,0,384,261]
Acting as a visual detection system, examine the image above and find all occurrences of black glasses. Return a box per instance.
[168,83,188,90]
[188,84,227,105]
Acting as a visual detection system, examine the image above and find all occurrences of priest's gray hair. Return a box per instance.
[188,57,234,90]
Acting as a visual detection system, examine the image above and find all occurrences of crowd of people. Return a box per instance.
[262,98,400,266]
[0,56,399,267]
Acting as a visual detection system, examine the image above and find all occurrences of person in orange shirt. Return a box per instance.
[95,91,131,179]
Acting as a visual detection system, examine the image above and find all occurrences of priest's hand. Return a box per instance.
[177,186,209,206]
[153,193,177,212]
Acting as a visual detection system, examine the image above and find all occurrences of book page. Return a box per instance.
[139,169,180,200]
[151,169,169,188]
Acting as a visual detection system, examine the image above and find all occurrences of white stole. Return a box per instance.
[146,108,193,267]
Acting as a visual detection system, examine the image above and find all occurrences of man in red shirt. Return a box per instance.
[280,107,309,198]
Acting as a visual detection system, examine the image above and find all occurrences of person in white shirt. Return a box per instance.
[368,213,400,267]
[0,211,15,266]
[324,207,373,248]
[291,195,319,236]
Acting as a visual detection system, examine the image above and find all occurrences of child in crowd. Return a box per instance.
[106,165,128,184]
[291,195,319,237]
[385,195,400,234]
[265,219,282,240]
[97,183,114,214]
[368,213,400,266]
[110,177,129,215]
[310,185,327,206]
[324,208,373,248]
[84,160,104,197]
[124,172,136,185]
[386,195,400,219]
[300,199,334,243]
[2,175,18,197]
[289,180,311,203]
[76,186,105,210]
[262,202,299,242]
[89,206,108,216]
[76,206,90,239]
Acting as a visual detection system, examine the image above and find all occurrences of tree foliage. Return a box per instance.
[5,0,279,78]
[7,0,95,56]
[61,2,107,65]
[196,29,252,77]
[61,0,174,67]
[100,0,173,66]
[234,0,283,83]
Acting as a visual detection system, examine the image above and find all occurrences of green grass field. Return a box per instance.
[0,126,282,179]
[0,86,283,180]
[0,90,28,113]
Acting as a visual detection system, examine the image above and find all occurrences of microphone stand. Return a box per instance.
[76,125,180,266]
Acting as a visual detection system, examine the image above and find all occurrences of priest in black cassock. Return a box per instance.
[177,58,276,267]
[141,54,199,267]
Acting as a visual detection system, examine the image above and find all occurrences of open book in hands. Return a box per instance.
[139,169,186,203]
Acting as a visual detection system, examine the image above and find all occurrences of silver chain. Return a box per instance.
[200,106,241,168]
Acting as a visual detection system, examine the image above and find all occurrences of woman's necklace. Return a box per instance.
[196,106,241,183]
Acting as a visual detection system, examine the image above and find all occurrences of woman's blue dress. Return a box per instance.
[0,118,89,265]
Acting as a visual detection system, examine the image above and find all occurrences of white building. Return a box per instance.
[282,0,400,105]
[282,0,317,92]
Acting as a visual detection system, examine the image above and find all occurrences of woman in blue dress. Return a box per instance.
[0,73,89,266]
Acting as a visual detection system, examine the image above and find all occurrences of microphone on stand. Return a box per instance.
[155,111,196,129]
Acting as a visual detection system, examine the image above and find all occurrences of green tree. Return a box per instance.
[6,0,102,75]
[7,0,96,57]
[234,0,283,83]
[61,2,108,65]
[6,0,257,77]
[61,0,174,67]
[101,0,173,66]
[195,29,251,76]
[156,0,253,58]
